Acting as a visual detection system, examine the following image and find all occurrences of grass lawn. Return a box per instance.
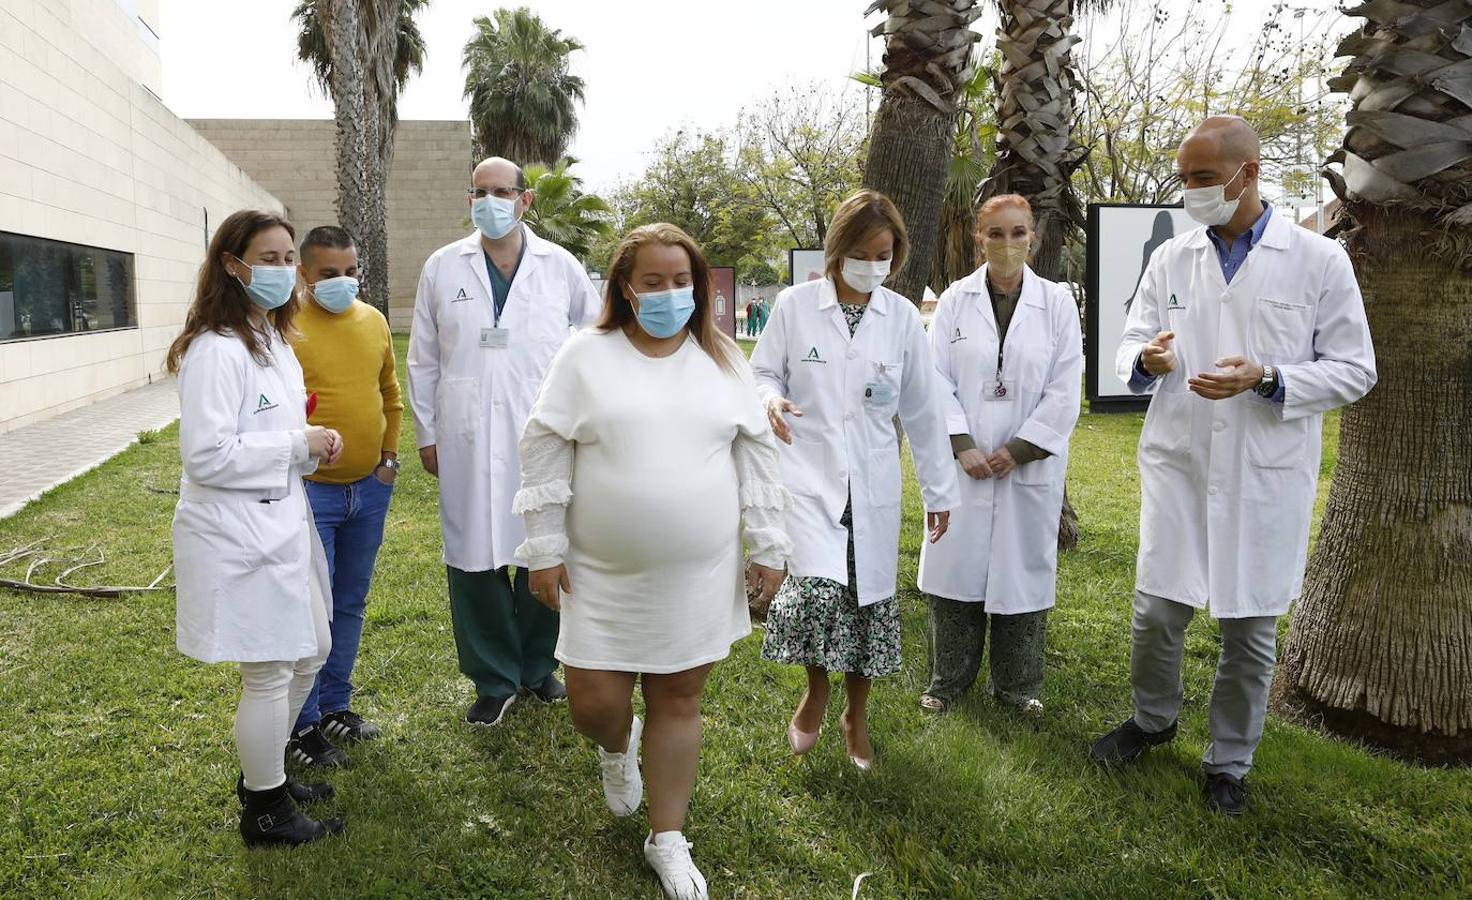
[1,336,1469,899]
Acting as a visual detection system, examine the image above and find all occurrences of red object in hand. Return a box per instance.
[306,391,318,418]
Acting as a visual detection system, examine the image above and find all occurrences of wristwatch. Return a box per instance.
[377,456,401,474]
[1253,365,1279,399]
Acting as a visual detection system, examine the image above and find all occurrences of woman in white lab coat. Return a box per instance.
[165,210,345,848]
[916,194,1083,716]
[753,190,959,769]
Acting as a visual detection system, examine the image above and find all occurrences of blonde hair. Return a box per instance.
[598,223,742,375]
[976,194,1036,231]
[823,189,909,283]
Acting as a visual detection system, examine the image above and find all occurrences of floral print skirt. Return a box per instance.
[761,498,902,678]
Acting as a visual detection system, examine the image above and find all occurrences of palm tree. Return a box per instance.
[521,158,614,264]
[462,7,586,166]
[1270,2,1472,763]
[293,0,429,314]
[976,0,1113,285]
[860,0,984,304]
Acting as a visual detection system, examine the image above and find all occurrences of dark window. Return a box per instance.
[0,231,138,342]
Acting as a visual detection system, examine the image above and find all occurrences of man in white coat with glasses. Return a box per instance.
[408,157,601,726]
[1088,117,1377,815]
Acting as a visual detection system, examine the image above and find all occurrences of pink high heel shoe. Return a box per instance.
[787,719,820,755]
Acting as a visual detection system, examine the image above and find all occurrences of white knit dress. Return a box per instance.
[514,328,791,674]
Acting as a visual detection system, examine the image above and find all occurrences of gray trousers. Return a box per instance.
[1131,591,1277,779]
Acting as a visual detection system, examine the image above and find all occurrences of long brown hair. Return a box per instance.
[597,223,742,374]
[823,189,910,282]
[165,210,298,375]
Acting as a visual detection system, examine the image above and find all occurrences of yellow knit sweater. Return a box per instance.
[290,297,404,484]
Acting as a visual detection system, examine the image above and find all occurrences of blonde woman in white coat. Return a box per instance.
[917,194,1083,717]
[753,190,959,769]
[166,210,345,848]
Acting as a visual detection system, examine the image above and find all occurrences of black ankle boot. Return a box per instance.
[238,782,344,848]
[236,774,336,806]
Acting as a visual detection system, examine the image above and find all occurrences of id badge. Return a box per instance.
[480,327,510,349]
[863,381,897,406]
[983,379,1014,401]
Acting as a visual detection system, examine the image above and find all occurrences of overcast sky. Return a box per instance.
[158,0,1345,194]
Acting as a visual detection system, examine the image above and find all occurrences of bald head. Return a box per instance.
[472,157,527,191]
[1182,116,1261,169]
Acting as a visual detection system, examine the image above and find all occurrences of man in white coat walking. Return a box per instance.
[408,157,601,726]
[1088,118,1377,814]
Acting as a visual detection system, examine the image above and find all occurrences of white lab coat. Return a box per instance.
[407,226,601,572]
[1117,210,1376,619]
[917,265,1083,613]
[751,277,960,606]
[172,329,332,664]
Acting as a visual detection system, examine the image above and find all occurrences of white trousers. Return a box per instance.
[236,577,331,791]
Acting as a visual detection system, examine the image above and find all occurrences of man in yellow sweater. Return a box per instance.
[285,225,404,769]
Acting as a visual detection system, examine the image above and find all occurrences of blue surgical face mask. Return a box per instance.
[632,285,696,339]
[472,194,521,240]
[233,258,296,311]
[310,275,360,314]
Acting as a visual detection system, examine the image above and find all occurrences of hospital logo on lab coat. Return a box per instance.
[1168,293,1184,310]
[254,393,278,414]
[802,346,826,364]
[452,288,470,302]
[950,327,967,343]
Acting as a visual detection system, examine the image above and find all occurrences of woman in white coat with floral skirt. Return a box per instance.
[753,190,959,769]
[167,210,345,847]
[917,194,1083,717]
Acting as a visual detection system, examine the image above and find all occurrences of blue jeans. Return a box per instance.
[294,473,394,731]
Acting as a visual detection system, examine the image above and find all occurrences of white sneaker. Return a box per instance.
[643,831,708,900]
[597,716,643,816]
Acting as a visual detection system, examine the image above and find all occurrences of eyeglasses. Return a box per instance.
[468,187,524,201]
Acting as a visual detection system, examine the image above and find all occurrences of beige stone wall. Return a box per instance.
[188,119,474,330]
[0,0,283,433]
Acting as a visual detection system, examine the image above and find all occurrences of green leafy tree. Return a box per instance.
[293,0,429,313]
[521,158,614,264]
[463,7,585,165]
[733,84,868,249]
[623,130,778,283]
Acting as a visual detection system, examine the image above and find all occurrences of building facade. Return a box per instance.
[0,0,284,433]
[188,119,473,331]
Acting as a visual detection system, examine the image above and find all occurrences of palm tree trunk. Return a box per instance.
[318,1,374,308]
[1271,211,1472,763]
[977,0,1087,281]
[864,94,953,303]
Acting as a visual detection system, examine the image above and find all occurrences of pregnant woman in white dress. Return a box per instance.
[515,224,790,900]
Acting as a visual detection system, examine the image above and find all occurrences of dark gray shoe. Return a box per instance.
[527,673,567,704]
[466,693,516,726]
[1205,773,1248,816]
[1088,717,1178,765]
[321,709,383,742]
[239,783,344,848]
[286,724,350,769]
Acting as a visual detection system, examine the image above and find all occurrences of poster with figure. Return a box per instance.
[1086,203,1197,411]
[788,249,825,287]
[710,267,736,338]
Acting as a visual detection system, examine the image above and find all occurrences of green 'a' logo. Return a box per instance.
[803,345,825,363]
[254,393,278,414]
[1168,293,1183,310]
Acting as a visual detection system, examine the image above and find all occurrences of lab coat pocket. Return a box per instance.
[868,449,902,508]
[436,377,481,437]
[780,432,827,498]
[1139,391,1193,456]
[1245,403,1308,469]
[235,501,305,570]
[863,362,903,416]
[1013,452,1063,487]
[1252,297,1314,363]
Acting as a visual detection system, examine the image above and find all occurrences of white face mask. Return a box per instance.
[1182,162,1248,226]
[840,257,891,294]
